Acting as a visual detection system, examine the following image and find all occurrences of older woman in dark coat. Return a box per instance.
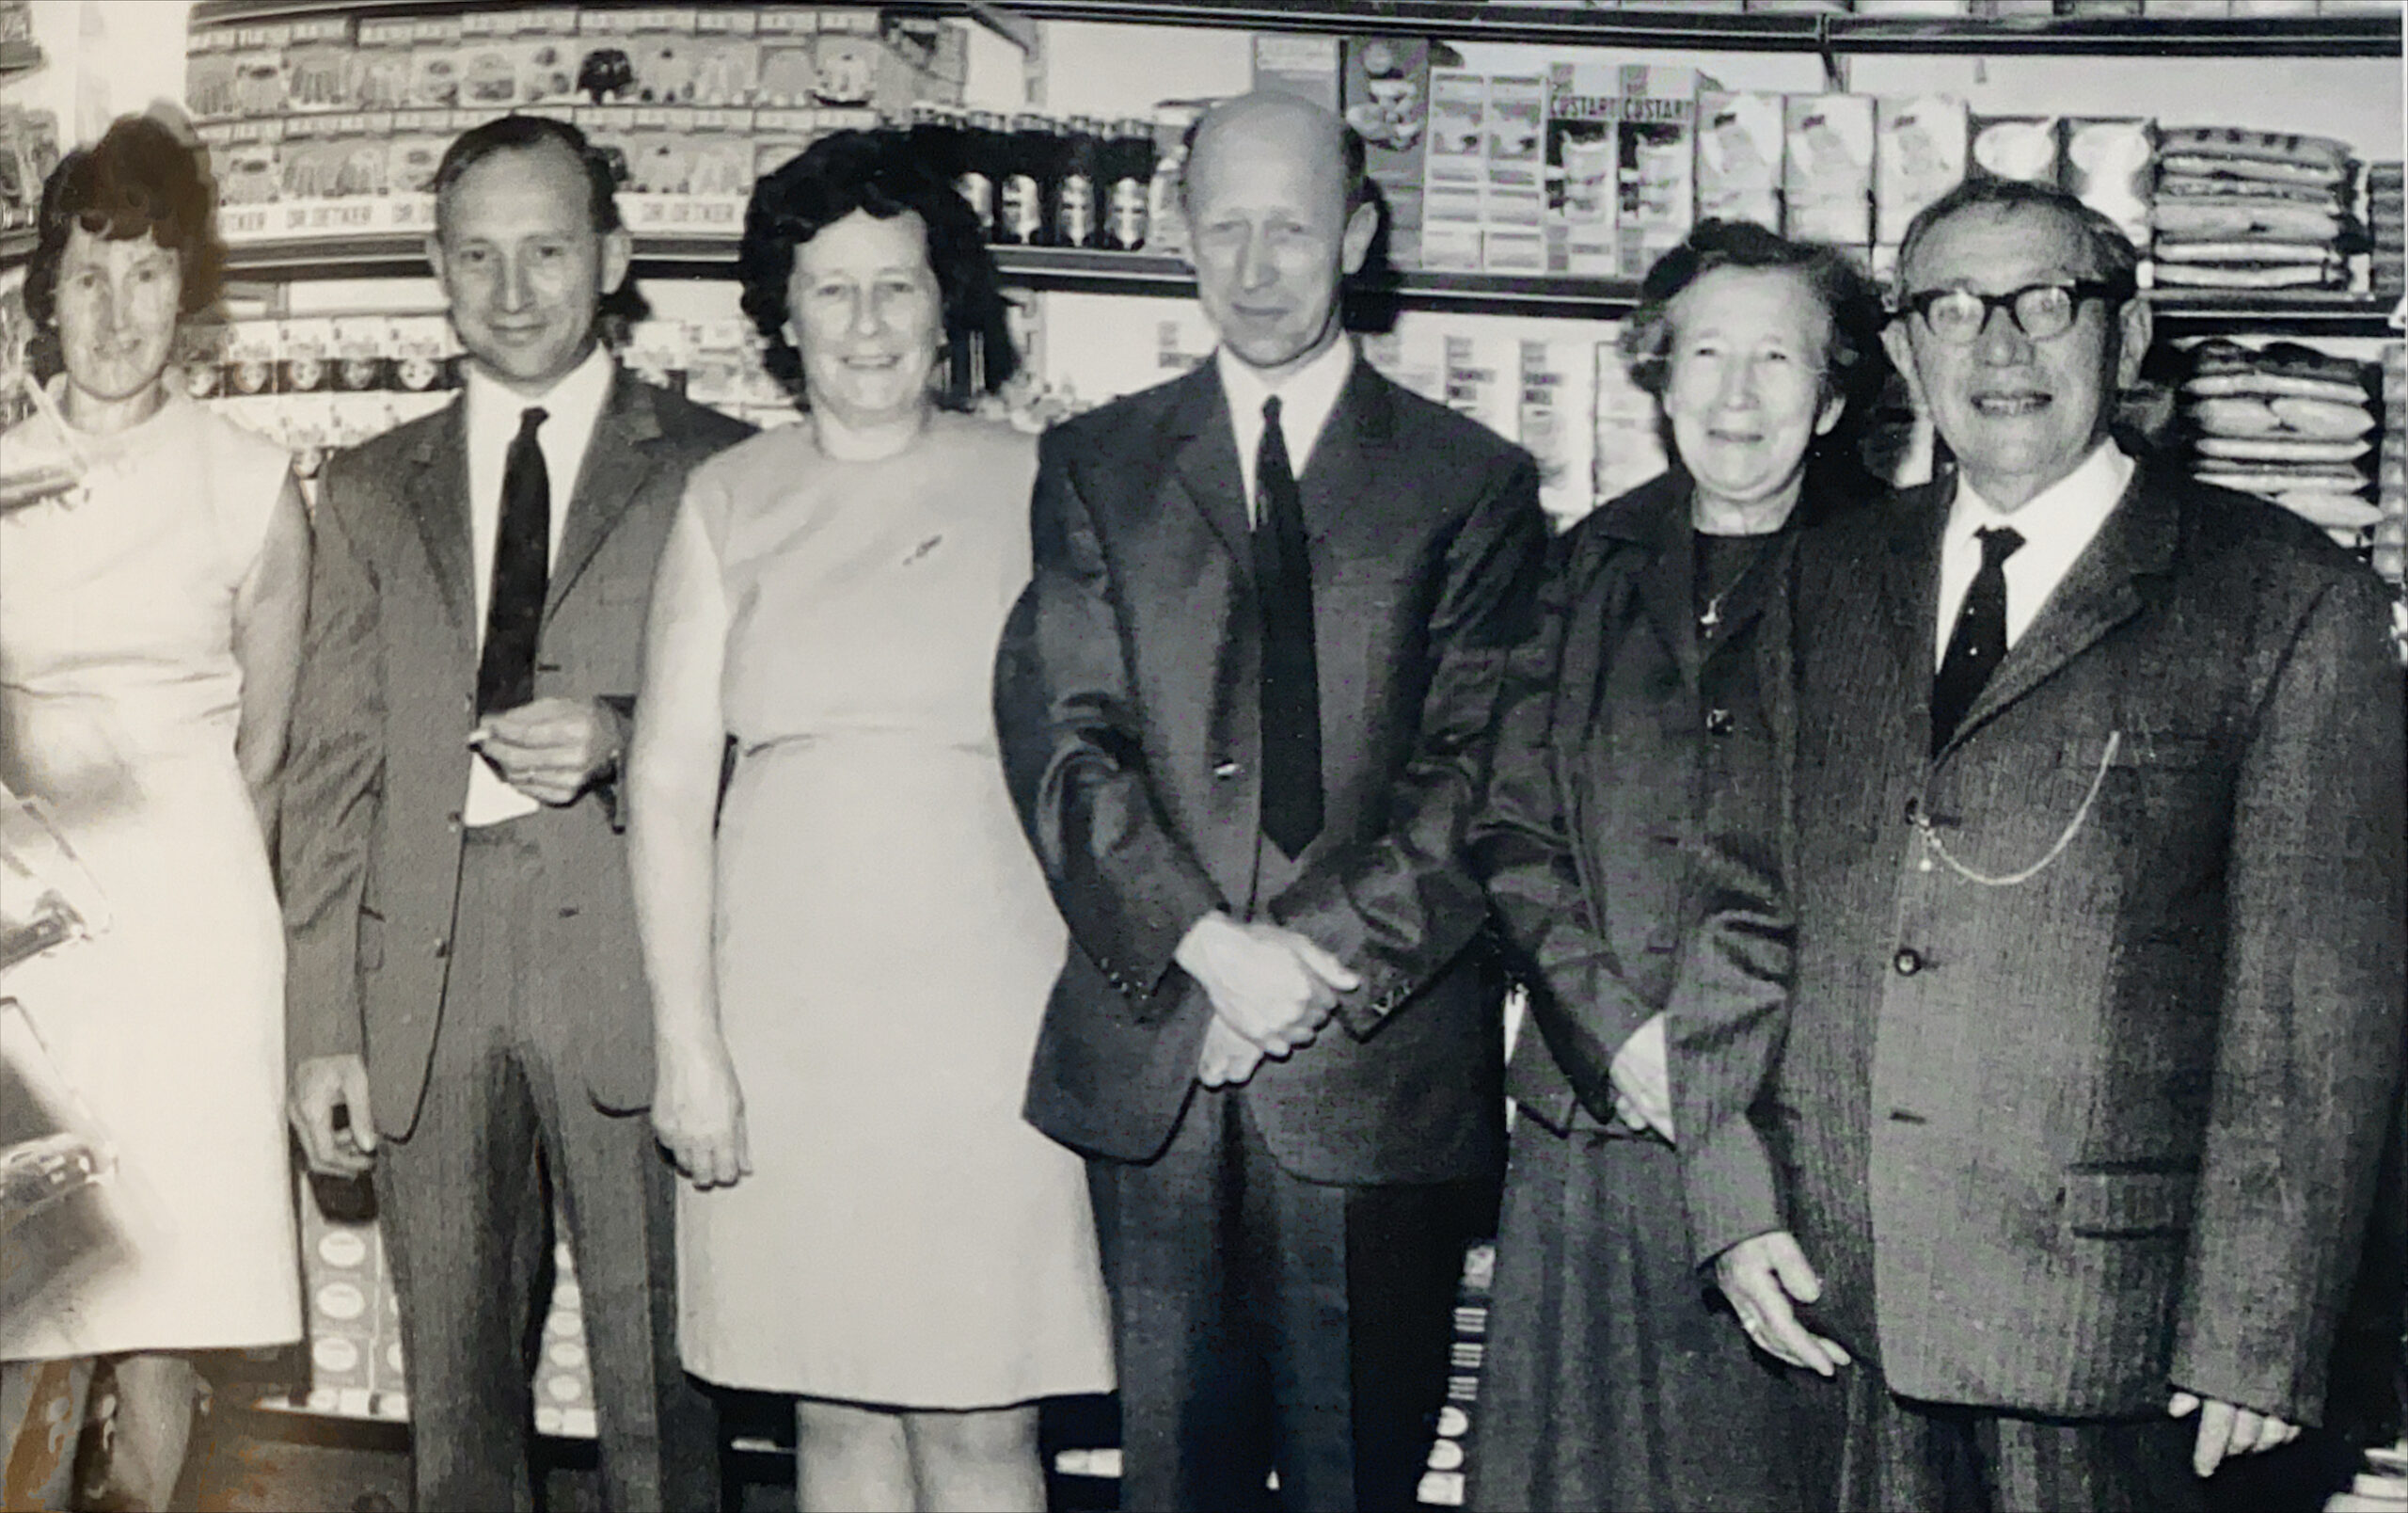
[1467,220,1887,1512]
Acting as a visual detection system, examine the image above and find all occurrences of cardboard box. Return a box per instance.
[1485,74,1548,272]
[1255,33,1341,110]
[1784,92,1874,247]
[2065,118,2154,248]
[1593,334,1670,504]
[1970,114,2063,184]
[1442,331,1517,441]
[1422,69,1488,272]
[1876,95,1967,246]
[1698,90,1784,231]
[1520,339,1599,526]
[1546,63,1698,277]
[1343,38,1434,268]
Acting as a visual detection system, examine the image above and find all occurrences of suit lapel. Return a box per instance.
[545,367,659,626]
[1633,487,1701,692]
[1164,365,1253,575]
[1945,458,2173,752]
[405,402,476,639]
[1292,357,1390,550]
[1877,478,1950,709]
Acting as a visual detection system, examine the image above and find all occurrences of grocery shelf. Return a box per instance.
[188,0,2402,60]
[190,1,1827,51]
[206,236,2406,335]
[1825,11,2400,57]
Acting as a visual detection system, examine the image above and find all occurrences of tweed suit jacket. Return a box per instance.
[1774,454,2405,1423]
[994,356,1546,1185]
[281,368,752,1139]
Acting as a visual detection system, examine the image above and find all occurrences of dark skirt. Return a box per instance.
[1468,1116,1803,1513]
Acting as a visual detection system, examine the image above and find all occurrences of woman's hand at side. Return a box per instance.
[653,1034,751,1189]
[626,491,745,1190]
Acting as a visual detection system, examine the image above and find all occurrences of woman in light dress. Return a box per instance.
[628,129,1111,1513]
[0,115,309,1511]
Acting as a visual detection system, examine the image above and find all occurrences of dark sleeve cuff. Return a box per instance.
[1682,1120,1786,1268]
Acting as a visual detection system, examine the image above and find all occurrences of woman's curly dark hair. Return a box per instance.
[1619,218,1890,455]
[737,129,1017,409]
[25,115,225,329]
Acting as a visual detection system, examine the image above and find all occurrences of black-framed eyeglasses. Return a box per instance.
[1896,279,2134,345]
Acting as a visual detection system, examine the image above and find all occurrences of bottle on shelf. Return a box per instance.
[1105,118,1158,252]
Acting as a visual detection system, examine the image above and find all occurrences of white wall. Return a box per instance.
[3,1,198,145]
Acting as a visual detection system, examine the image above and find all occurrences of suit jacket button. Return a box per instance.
[1893,948,1924,976]
[1704,708,1734,735]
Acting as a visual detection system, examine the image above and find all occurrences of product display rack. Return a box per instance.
[168,0,2406,334]
[191,0,2404,59]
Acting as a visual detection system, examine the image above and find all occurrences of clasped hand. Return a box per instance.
[1177,913,1360,1089]
[469,697,619,805]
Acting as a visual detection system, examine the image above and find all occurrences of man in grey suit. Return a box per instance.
[1711,175,2404,1510]
[994,93,1544,1511]
[281,116,750,1511]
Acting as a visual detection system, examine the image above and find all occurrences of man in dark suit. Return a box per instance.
[280,117,750,1511]
[993,92,1545,1512]
[1711,176,2405,1510]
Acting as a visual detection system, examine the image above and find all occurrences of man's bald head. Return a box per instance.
[1175,91,1380,381]
[1180,91,1371,218]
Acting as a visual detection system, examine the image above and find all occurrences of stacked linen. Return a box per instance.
[2375,343,2403,590]
[2154,126,2358,291]
[2183,338,2381,549]
[2369,161,2402,297]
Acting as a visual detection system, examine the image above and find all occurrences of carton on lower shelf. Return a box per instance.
[1785,92,1874,247]
[1520,339,1599,527]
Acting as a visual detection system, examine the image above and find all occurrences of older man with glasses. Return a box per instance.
[1711,175,2404,1511]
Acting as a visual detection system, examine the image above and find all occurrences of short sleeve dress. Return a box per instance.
[0,390,304,1362]
[671,410,1113,1408]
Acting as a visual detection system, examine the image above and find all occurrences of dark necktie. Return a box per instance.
[1253,395,1323,858]
[1931,523,2024,754]
[476,406,550,717]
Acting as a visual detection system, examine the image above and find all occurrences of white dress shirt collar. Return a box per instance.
[460,343,616,825]
[1217,336,1355,522]
[1935,439,2135,666]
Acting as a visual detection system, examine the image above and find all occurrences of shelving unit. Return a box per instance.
[178,1,2401,329]
[190,0,2403,59]
[204,234,2406,336]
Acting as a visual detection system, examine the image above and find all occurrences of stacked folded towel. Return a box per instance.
[2183,338,2380,548]
[2153,127,2360,291]
[2369,162,2402,298]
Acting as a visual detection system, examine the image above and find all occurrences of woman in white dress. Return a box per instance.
[0,115,309,1512]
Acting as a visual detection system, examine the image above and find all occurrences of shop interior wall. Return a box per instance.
[6,6,2401,400]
